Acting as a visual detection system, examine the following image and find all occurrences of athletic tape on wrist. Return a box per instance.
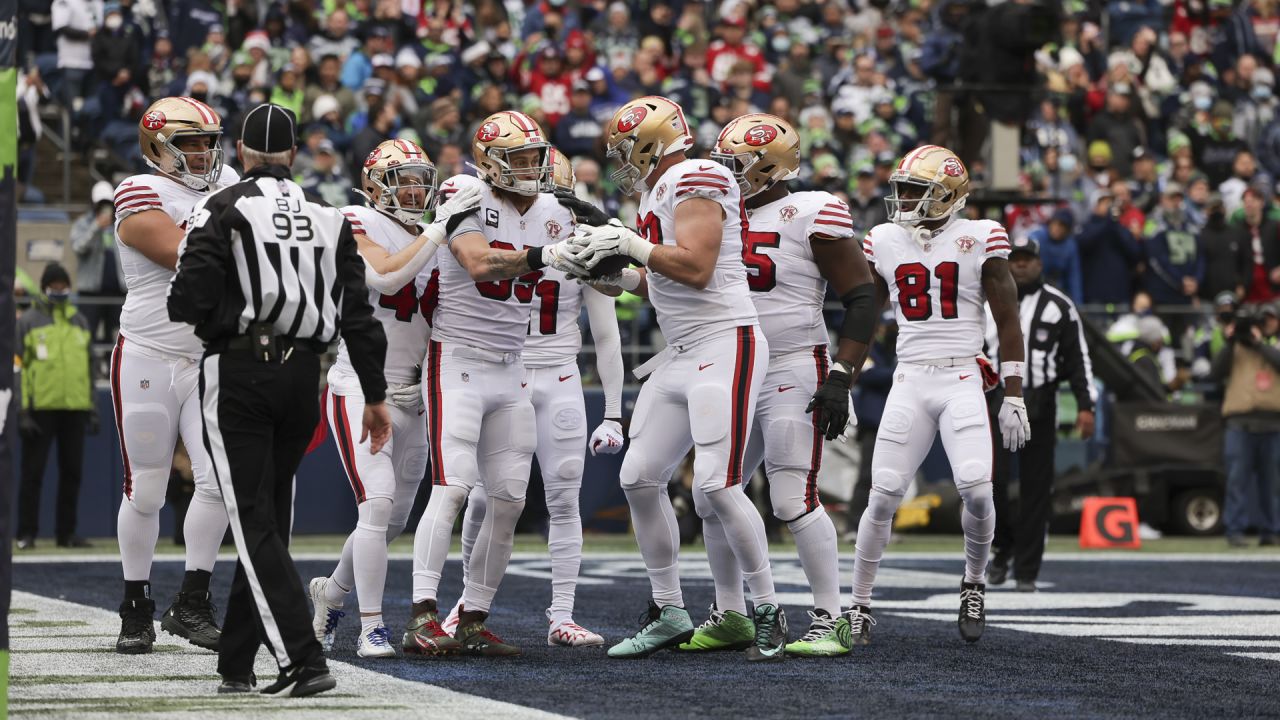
[1000,361,1025,380]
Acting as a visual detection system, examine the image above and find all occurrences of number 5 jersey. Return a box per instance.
[863,218,1011,363]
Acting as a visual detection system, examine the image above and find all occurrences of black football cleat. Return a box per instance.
[162,590,222,651]
[116,598,157,654]
[218,673,257,694]
[958,581,986,643]
[260,662,336,698]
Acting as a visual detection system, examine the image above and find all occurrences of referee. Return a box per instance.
[984,236,1096,592]
[167,104,390,697]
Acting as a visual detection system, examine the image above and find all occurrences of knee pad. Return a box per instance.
[544,485,581,522]
[123,406,176,468]
[870,467,911,500]
[954,460,991,490]
[619,442,676,490]
[357,496,393,533]
[768,471,814,524]
[787,504,827,533]
[124,470,169,515]
[959,482,994,519]
[865,488,902,524]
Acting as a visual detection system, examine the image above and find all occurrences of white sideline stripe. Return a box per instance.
[200,356,292,668]
[8,591,569,720]
[15,550,1280,564]
[1229,652,1280,662]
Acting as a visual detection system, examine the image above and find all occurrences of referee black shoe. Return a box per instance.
[116,598,156,654]
[161,590,222,651]
[985,554,1009,586]
[260,662,337,698]
[958,581,986,643]
[218,673,257,694]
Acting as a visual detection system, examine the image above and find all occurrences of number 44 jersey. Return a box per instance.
[863,218,1010,363]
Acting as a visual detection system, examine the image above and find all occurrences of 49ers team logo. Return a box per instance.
[546,219,563,239]
[940,157,965,177]
[616,106,648,133]
[476,122,501,142]
[364,147,382,168]
[744,124,778,146]
[141,111,166,131]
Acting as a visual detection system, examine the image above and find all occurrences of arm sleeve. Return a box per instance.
[583,286,624,418]
[166,195,230,327]
[334,217,388,404]
[1057,301,1097,412]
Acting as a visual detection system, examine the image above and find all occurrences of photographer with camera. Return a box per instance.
[1212,302,1280,547]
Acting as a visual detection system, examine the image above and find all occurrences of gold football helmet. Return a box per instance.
[360,138,438,225]
[138,96,224,190]
[885,145,971,225]
[711,113,800,198]
[603,95,695,195]
[549,147,575,192]
[472,111,553,196]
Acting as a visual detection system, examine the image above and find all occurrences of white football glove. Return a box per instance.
[386,383,424,414]
[541,241,590,277]
[998,396,1031,451]
[574,219,653,270]
[837,395,859,443]
[588,419,625,456]
[431,182,482,231]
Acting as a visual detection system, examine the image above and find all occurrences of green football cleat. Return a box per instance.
[784,610,851,657]
[674,604,754,652]
[745,603,787,662]
[607,601,694,659]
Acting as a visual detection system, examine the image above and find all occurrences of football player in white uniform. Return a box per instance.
[306,139,480,659]
[691,114,877,657]
[850,145,1029,645]
[111,97,238,654]
[567,96,785,662]
[406,111,582,657]
[445,148,625,648]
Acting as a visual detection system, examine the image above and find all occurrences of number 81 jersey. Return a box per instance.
[863,218,1010,363]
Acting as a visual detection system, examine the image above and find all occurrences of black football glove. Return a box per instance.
[806,369,852,441]
[554,190,611,226]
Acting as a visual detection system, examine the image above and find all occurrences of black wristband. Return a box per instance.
[527,247,546,271]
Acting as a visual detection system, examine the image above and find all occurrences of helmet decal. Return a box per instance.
[476,122,501,143]
[142,111,167,131]
[941,157,965,177]
[364,147,382,168]
[743,124,778,146]
[617,106,649,133]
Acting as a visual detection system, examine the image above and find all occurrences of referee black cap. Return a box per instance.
[1009,236,1039,258]
[241,103,297,153]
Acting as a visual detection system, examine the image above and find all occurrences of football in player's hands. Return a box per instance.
[574,220,652,276]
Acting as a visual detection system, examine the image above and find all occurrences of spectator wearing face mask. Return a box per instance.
[1200,193,1251,302]
[15,263,96,551]
[1078,189,1144,305]
[1192,101,1252,187]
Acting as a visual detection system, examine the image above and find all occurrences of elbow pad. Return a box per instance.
[838,283,876,344]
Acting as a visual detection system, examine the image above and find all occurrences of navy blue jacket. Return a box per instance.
[1077,215,1143,305]
[854,338,896,429]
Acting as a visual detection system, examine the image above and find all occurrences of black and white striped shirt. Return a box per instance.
[985,280,1096,417]
[167,163,387,401]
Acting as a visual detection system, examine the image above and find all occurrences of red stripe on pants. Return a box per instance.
[110,335,135,498]
[725,326,756,487]
[426,341,446,485]
[805,345,829,512]
[332,393,367,503]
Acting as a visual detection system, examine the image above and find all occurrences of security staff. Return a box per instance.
[167,104,390,697]
[984,236,1096,592]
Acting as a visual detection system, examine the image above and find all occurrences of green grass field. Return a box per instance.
[12,532,1280,557]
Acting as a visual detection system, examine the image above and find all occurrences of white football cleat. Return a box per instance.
[547,611,605,647]
[308,577,345,653]
[442,600,463,636]
[356,624,396,658]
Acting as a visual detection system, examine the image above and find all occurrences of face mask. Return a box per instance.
[45,288,71,303]
[1193,96,1212,111]
[1254,86,1273,100]
[105,14,123,30]
[190,91,208,103]
[1059,154,1078,173]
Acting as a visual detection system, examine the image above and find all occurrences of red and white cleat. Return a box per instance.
[547,612,605,647]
